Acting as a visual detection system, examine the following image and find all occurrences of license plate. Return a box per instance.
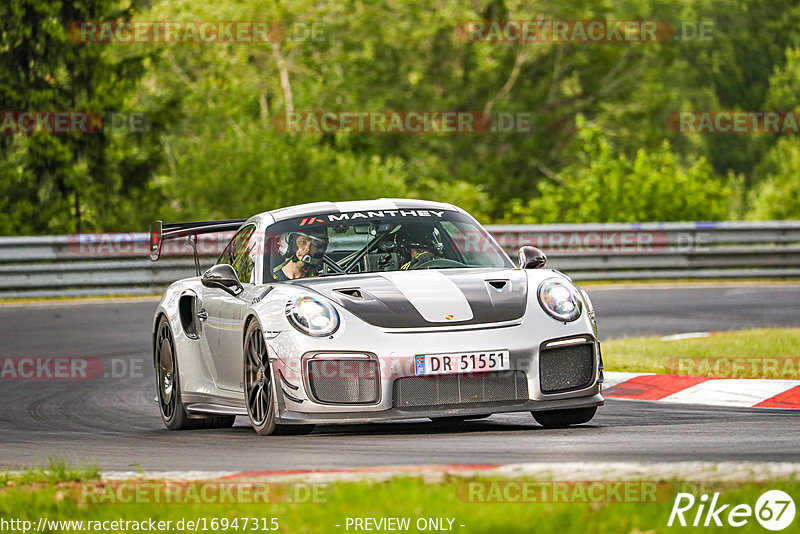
[414,350,510,376]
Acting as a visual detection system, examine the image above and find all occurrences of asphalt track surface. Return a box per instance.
[1,284,798,471]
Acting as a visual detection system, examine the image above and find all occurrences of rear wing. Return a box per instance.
[149,219,247,275]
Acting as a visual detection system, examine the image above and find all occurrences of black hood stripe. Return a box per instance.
[293,269,527,328]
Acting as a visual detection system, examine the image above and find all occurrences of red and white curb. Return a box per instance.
[603,372,800,409]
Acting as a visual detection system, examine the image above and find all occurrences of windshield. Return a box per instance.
[264,210,513,280]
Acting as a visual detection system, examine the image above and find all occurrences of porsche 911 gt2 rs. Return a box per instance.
[149,199,604,435]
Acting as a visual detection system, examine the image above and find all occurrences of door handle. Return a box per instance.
[197,309,209,321]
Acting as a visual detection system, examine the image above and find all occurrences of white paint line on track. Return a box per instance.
[660,378,799,408]
[99,462,800,483]
[602,372,649,388]
[493,462,800,483]
[584,282,800,291]
[659,332,711,341]
[101,471,238,481]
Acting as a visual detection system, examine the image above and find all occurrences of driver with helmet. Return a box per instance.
[396,224,444,270]
[273,228,329,280]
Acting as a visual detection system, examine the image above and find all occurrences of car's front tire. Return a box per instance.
[531,407,597,428]
[156,317,235,430]
[243,320,315,436]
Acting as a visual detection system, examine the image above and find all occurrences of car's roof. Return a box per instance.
[256,198,463,223]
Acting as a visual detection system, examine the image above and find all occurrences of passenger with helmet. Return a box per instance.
[397,223,444,270]
[273,228,329,280]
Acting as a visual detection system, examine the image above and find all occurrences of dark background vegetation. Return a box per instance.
[2,0,800,234]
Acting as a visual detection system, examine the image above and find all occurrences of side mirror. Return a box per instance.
[518,246,547,269]
[201,264,244,296]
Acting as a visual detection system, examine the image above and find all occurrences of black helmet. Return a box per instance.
[282,228,329,263]
[394,224,443,255]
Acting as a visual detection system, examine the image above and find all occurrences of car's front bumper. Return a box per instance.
[268,318,604,424]
[276,393,604,424]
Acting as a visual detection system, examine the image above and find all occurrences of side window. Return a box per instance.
[217,225,257,283]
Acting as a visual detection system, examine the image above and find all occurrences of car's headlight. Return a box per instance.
[285,295,340,336]
[537,278,582,322]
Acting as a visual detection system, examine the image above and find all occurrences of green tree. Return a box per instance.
[9,0,799,233]
[653,0,800,214]
[746,47,800,220]
[748,137,800,220]
[0,0,170,234]
[504,116,731,223]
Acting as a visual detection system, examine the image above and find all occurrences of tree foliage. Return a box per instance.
[2,0,800,234]
[0,0,172,234]
[505,116,731,223]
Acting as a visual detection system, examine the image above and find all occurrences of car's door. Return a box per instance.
[199,224,258,392]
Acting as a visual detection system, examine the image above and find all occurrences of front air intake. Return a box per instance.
[306,358,380,404]
[539,338,596,393]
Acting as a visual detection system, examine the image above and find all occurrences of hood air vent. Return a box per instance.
[334,288,365,299]
[486,280,508,291]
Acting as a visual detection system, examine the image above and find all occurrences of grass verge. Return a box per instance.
[603,328,800,379]
[580,278,800,288]
[1,472,798,533]
[0,294,161,306]
[1,460,99,486]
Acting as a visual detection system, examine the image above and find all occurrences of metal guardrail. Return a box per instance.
[0,221,799,298]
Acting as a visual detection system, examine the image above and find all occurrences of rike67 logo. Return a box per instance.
[668,490,796,530]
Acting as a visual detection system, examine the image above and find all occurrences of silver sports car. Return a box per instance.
[149,199,604,435]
